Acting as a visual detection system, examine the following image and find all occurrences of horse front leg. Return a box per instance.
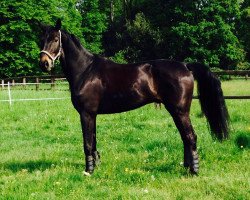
[80,111,98,175]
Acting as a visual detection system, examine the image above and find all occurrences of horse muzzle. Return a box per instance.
[39,54,53,72]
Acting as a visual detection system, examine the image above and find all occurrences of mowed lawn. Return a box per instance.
[0,80,249,199]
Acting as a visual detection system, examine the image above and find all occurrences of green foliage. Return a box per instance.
[175,0,245,69]
[0,0,250,77]
[77,0,108,53]
[122,12,163,61]
[171,19,245,69]
[237,62,250,70]
[238,0,250,64]
[110,50,127,64]
[101,0,247,69]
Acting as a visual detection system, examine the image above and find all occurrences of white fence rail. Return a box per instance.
[1,75,67,90]
[0,81,70,106]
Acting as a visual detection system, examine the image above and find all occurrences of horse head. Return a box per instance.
[39,19,62,72]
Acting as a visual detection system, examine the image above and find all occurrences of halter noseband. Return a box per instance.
[40,30,62,65]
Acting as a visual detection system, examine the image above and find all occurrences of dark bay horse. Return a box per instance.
[39,19,229,176]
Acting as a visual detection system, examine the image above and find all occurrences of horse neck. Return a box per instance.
[60,32,94,90]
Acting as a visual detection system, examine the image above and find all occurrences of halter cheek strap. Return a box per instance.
[40,30,62,65]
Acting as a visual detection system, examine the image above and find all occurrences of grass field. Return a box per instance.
[0,80,249,199]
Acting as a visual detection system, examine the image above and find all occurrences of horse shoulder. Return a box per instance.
[72,74,103,113]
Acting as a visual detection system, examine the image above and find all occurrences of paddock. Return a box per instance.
[0,79,249,199]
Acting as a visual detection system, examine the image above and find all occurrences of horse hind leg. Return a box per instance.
[167,106,199,174]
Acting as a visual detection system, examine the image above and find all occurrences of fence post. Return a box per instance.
[8,82,12,106]
[35,77,39,91]
[1,80,4,89]
[51,76,55,90]
[23,77,26,89]
[245,74,248,80]
[12,79,15,87]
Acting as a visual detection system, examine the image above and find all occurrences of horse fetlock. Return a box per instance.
[85,155,95,174]
[93,151,101,166]
[183,154,192,168]
[190,151,199,174]
[183,145,193,168]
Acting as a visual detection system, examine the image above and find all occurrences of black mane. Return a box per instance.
[70,33,82,50]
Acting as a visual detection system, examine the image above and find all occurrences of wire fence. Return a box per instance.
[0,81,70,106]
[1,76,68,91]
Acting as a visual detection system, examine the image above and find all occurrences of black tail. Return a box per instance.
[186,63,229,140]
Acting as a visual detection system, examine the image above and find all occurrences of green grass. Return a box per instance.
[0,80,249,199]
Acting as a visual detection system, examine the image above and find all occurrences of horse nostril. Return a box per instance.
[45,61,49,68]
[39,60,50,72]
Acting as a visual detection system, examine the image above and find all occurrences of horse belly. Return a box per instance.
[98,91,150,114]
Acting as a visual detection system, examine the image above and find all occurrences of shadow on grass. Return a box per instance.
[142,161,196,177]
[1,160,84,173]
[235,132,250,149]
[2,160,55,172]
[143,161,178,173]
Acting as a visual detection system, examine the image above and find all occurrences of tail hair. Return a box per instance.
[187,63,230,140]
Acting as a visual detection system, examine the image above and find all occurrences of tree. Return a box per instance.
[168,0,245,69]
[102,0,245,69]
[0,0,82,77]
[77,0,108,53]
[0,0,249,77]
[238,0,250,69]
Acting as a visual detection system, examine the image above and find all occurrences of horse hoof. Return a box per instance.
[83,171,92,176]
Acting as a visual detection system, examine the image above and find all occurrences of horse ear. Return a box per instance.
[55,19,62,30]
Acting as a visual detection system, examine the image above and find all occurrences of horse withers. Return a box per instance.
[39,19,229,176]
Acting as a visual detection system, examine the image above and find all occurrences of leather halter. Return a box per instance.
[40,30,62,65]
